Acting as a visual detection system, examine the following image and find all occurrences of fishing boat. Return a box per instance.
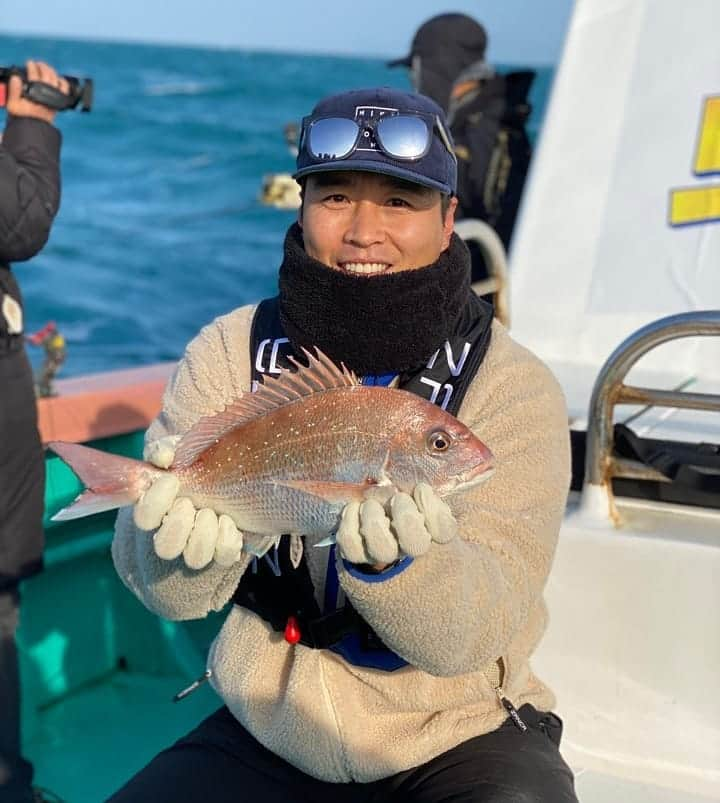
[19,1,720,800]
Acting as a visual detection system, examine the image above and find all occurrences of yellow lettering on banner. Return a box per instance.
[670,185,720,226]
[694,96,720,175]
[669,95,720,226]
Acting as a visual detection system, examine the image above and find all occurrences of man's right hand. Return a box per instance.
[133,434,245,570]
[6,60,70,124]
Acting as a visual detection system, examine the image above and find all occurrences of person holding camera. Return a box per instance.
[0,60,67,803]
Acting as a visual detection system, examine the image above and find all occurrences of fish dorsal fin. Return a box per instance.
[172,348,359,470]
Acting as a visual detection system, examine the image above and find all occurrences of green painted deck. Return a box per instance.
[19,433,223,801]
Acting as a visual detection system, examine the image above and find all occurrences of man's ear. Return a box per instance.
[442,196,459,249]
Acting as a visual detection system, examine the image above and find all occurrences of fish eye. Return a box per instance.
[427,430,451,453]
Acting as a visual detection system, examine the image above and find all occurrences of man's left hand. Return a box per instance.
[336,482,459,570]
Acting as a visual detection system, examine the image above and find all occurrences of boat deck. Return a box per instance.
[27,671,718,802]
[573,769,716,803]
[28,671,218,801]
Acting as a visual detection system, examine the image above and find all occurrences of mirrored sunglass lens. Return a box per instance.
[377,116,429,158]
[308,118,359,159]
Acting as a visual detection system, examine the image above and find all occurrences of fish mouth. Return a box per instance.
[456,466,495,492]
[440,463,495,496]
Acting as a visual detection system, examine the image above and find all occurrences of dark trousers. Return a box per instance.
[108,704,577,803]
[0,588,34,803]
[0,347,45,591]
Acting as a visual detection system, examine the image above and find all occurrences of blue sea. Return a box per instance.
[1,35,554,377]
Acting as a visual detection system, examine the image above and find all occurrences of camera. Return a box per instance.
[0,66,93,112]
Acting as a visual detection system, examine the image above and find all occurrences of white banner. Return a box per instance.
[510,0,720,422]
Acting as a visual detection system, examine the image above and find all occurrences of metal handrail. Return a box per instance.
[584,311,720,494]
[454,219,510,327]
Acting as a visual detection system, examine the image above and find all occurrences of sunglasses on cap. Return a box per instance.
[300,111,457,164]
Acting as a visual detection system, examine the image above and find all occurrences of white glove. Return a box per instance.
[336,482,459,567]
[133,434,245,570]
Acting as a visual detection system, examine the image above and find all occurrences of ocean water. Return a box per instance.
[1,34,554,377]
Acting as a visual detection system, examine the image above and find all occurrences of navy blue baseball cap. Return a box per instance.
[293,87,457,195]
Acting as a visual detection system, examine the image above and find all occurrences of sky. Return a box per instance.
[1,0,575,65]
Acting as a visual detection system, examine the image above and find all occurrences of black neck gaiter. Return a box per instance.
[278,223,473,376]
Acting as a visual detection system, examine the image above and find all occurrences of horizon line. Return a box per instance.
[0,29,554,70]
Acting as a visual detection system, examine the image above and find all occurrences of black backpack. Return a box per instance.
[451,70,534,251]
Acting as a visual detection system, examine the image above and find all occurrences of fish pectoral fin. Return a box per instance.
[313,534,337,548]
[272,479,370,504]
[243,533,276,557]
[361,484,395,505]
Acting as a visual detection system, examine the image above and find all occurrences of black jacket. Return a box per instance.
[0,115,61,335]
[0,115,61,589]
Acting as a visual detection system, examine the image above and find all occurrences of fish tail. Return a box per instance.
[48,441,159,522]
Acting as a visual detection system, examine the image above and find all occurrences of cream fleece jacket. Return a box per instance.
[112,303,571,783]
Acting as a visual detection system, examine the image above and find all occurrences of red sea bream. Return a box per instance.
[50,350,494,536]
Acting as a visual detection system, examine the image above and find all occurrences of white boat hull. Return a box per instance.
[535,495,720,800]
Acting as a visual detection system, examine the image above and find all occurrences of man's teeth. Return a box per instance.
[341,262,389,274]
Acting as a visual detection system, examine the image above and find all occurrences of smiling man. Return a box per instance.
[109,88,577,802]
